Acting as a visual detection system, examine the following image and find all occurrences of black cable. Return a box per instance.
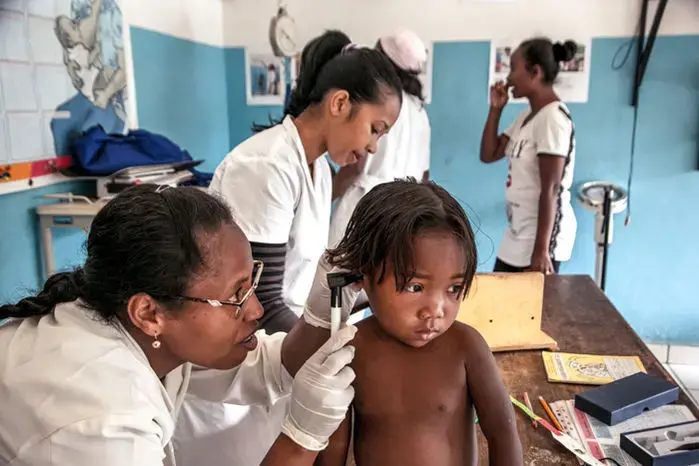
[611,39,635,71]
[611,38,640,226]
[626,101,639,226]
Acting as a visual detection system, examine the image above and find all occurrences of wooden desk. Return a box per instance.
[477,275,698,465]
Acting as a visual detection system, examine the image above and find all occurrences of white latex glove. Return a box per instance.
[281,324,357,451]
[303,253,362,329]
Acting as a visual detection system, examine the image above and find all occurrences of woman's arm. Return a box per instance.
[210,157,302,334]
[529,106,574,274]
[480,82,510,164]
[314,415,350,466]
[480,108,509,164]
[261,434,319,466]
[250,242,300,334]
[529,155,566,274]
[461,325,523,466]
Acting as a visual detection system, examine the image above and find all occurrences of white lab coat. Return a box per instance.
[328,92,431,247]
[0,301,291,466]
[180,116,332,466]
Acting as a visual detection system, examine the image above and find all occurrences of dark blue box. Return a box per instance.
[621,420,699,466]
[574,372,679,426]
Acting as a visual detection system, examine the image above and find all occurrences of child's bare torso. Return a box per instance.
[350,317,478,466]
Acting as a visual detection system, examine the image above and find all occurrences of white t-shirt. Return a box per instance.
[328,92,430,247]
[0,301,290,466]
[209,116,332,315]
[497,101,577,267]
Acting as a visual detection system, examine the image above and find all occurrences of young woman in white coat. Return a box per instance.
[0,185,358,466]
[210,30,402,333]
[175,30,402,466]
[329,28,431,249]
[480,38,578,274]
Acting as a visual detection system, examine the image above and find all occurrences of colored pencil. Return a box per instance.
[523,392,537,428]
[509,396,560,435]
[539,396,563,432]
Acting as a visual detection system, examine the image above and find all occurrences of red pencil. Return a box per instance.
[523,392,537,428]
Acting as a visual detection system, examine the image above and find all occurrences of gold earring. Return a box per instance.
[152,332,161,349]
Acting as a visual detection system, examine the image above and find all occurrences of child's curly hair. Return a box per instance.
[327,178,477,297]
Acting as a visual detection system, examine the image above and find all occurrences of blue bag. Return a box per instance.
[72,125,194,176]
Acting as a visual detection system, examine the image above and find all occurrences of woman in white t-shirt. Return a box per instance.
[177,30,402,466]
[480,37,578,274]
[329,28,431,248]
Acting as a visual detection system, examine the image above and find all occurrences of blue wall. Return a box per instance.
[129,28,231,171]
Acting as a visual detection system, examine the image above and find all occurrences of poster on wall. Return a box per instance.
[488,38,591,104]
[245,50,286,106]
[0,0,132,194]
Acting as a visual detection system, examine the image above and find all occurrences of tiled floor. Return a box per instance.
[647,344,699,407]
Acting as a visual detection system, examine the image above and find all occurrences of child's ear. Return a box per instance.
[350,278,365,292]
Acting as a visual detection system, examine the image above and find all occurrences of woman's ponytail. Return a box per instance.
[0,270,84,320]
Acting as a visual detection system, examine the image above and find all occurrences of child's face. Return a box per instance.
[364,230,466,348]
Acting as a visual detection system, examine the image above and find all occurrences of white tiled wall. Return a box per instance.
[648,344,699,408]
[0,0,75,164]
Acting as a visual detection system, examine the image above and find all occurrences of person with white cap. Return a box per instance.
[329,28,432,250]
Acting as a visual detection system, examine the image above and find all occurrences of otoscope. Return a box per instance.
[327,272,363,336]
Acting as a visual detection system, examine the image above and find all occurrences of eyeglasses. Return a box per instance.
[164,260,264,318]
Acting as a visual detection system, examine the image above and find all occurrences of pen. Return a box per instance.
[539,396,563,432]
[523,392,537,428]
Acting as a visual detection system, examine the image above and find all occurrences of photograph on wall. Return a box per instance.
[245,51,286,106]
[0,0,132,193]
[488,38,591,104]
[419,42,433,105]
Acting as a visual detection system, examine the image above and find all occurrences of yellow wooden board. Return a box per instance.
[457,272,558,352]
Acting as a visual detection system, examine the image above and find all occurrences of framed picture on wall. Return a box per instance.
[245,50,287,106]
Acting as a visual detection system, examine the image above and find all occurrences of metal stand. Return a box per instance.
[581,182,627,292]
[597,187,613,291]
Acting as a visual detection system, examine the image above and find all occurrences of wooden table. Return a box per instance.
[477,274,699,465]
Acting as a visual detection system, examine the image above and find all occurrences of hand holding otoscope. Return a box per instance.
[327,272,363,335]
[303,254,362,335]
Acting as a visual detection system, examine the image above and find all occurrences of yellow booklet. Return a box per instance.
[542,351,646,385]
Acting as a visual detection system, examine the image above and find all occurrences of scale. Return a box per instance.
[577,181,628,291]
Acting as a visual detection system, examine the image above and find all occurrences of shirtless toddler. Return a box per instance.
[317,179,523,466]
